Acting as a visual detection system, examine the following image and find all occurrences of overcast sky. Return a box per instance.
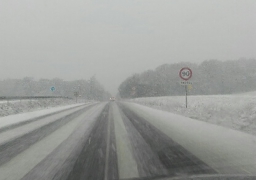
[0,0,255,94]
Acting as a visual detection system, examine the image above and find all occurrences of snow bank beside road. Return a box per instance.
[122,102,256,174]
[0,98,91,117]
[129,94,256,135]
[0,103,87,130]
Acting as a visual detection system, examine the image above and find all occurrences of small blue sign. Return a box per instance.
[50,86,56,92]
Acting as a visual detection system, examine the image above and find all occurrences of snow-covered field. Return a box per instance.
[0,98,89,117]
[128,92,256,136]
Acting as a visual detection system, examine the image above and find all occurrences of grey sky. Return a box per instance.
[0,0,255,94]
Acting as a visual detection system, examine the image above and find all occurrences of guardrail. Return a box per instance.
[0,96,71,100]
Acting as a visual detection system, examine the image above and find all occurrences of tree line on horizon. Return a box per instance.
[118,58,256,98]
[0,76,111,101]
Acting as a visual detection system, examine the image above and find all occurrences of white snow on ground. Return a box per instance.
[123,102,256,174]
[128,92,256,135]
[0,105,87,145]
[0,100,37,104]
[0,103,106,180]
[0,98,92,117]
[0,103,88,130]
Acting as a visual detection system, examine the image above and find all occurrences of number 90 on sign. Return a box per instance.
[179,68,192,81]
[182,71,190,77]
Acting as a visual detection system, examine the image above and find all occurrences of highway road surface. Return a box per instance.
[0,102,256,180]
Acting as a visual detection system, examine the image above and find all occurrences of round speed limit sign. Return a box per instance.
[179,67,192,81]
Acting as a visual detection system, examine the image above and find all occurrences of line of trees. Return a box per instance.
[118,58,256,98]
[0,76,111,101]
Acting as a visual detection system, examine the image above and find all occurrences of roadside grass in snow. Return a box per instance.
[129,93,256,135]
[0,98,84,117]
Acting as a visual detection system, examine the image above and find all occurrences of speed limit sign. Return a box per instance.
[179,67,192,81]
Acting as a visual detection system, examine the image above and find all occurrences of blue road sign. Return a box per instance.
[50,86,56,92]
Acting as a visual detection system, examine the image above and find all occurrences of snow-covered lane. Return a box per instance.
[0,101,255,180]
[0,105,86,146]
[122,102,256,174]
[0,103,106,180]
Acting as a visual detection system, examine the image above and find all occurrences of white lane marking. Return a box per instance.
[0,109,87,180]
[112,103,139,179]
[104,106,111,180]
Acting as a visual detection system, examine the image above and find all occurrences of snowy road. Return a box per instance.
[0,102,255,180]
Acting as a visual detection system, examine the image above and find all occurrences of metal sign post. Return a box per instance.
[74,92,79,103]
[185,85,188,108]
[179,67,192,108]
